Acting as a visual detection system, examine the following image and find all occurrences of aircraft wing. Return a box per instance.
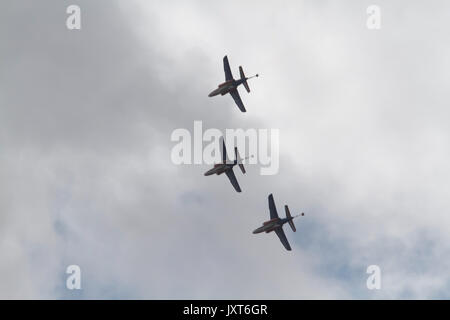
[221,138,229,164]
[274,227,292,251]
[225,168,242,192]
[223,56,233,81]
[229,89,246,112]
[268,194,279,219]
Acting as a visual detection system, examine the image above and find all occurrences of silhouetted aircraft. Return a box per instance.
[253,194,304,251]
[204,139,247,192]
[208,55,258,112]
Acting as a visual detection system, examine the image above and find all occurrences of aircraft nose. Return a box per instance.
[252,227,262,234]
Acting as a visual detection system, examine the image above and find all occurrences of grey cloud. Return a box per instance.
[2,0,450,299]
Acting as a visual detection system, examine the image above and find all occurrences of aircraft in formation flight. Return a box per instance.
[206,56,304,251]
[204,139,247,193]
[253,194,304,251]
[208,55,259,112]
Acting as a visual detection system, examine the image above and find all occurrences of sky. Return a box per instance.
[1,0,450,299]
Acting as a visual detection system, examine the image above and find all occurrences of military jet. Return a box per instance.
[204,140,247,192]
[208,55,258,112]
[253,194,304,251]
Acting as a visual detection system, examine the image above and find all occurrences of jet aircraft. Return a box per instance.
[204,140,247,192]
[253,194,304,251]
[208,55,258,112]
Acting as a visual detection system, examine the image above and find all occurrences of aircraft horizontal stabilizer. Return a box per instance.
[234,147,246,174]
[239,66,250,93]
[285,205,296,232]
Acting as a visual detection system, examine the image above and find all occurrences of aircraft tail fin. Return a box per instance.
[239,66,251,93]
[285,205,297,232]
[234,147,246,174]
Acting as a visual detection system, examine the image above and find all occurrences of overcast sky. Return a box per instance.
[1,0,450,299]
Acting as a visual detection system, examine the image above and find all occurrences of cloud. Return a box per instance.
[1,0,450,299]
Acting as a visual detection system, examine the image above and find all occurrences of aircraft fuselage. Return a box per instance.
[204,163,234,176]
[252,217,292,234]
[208,78,247,97]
